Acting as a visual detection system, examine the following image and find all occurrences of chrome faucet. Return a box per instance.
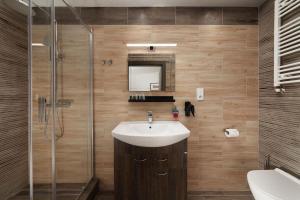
[147,111,153,124]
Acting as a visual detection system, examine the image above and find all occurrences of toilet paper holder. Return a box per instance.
[224,128,239,137]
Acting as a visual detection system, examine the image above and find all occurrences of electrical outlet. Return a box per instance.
[196,88,204,101]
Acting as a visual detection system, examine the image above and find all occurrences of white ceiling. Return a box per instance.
[34,0,267,7]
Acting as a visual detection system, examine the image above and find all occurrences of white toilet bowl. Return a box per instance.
[247,168,300,200]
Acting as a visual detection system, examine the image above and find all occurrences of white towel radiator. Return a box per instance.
[274,0,300,93]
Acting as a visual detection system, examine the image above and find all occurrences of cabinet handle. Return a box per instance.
[157,158,168,162]
[157,172,168,176]
[134,158,147,162]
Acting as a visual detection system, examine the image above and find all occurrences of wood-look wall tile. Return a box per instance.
[223,7,258,25]
[81,7,127,25]
[0,3,28,199]
[259,0,300,175]
[247,77,259,97]
[31,26,92,184]
[92,25,259,191]
[259,0,275,17]
[128,7,175,25]
[176,7,222,25]
[223,98,258,121]
[29,7,259,193]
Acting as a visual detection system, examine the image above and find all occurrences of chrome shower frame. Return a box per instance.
[28,1,94,199]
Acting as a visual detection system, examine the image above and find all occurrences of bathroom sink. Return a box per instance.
[112,121,190,147]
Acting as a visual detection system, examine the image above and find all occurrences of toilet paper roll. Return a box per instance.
[224,129,239,137]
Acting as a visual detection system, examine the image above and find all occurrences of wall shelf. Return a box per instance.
[128,96,175,102]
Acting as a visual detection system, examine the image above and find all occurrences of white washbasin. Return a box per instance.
[112,121,190,147]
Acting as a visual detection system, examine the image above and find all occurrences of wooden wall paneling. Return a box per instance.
[259,0,300,175]
[93,25,259,191]
[0,3,28,199]
[30,9,259,193]
[0,1,260,196]
[31,25,92,184]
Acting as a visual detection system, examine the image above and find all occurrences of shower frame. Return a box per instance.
[27,1,94,199]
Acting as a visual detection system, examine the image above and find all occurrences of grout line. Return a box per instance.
[221,7,224,25]
[126,7,128,25]
[174,7,177,25]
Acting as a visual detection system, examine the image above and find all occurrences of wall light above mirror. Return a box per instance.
[127,43,177,47]
[128,54,175,92]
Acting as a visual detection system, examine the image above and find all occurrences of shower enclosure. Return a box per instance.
[11,0,94,199]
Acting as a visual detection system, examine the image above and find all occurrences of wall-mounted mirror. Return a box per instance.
[128,54,175,92]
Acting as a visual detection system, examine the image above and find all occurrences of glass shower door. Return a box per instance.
[28,0,94,199]
[31,1,53,199]
[54,0,93,195]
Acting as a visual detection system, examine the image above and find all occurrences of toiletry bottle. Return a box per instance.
[172,104,179,120]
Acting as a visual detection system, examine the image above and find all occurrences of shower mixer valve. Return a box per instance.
[38,96,74,122]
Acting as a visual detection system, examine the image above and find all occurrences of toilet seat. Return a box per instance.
[247,168,300,200]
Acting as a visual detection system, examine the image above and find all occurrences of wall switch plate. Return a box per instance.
[196,88,204,101]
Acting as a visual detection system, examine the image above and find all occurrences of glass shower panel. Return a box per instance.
[54,0,93,196]
[28,0,93,199]
[31,1,53,199]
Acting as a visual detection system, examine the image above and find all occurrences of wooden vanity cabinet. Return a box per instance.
[114,139,187,200]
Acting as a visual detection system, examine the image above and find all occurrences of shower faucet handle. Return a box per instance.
[38,96,47,123]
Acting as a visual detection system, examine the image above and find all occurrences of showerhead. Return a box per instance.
[2,0,35,16]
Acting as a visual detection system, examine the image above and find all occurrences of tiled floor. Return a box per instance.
[94,191,255,200]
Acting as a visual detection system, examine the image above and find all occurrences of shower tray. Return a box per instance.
[8,178,98,200]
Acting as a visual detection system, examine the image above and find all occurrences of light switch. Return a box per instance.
[196,88,204,101]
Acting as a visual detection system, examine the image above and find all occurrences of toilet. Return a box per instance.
[247,168,300,200]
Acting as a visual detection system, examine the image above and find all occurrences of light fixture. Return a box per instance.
[126,43,177,47]
[32,43,46,47]
[18,0,29,7]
